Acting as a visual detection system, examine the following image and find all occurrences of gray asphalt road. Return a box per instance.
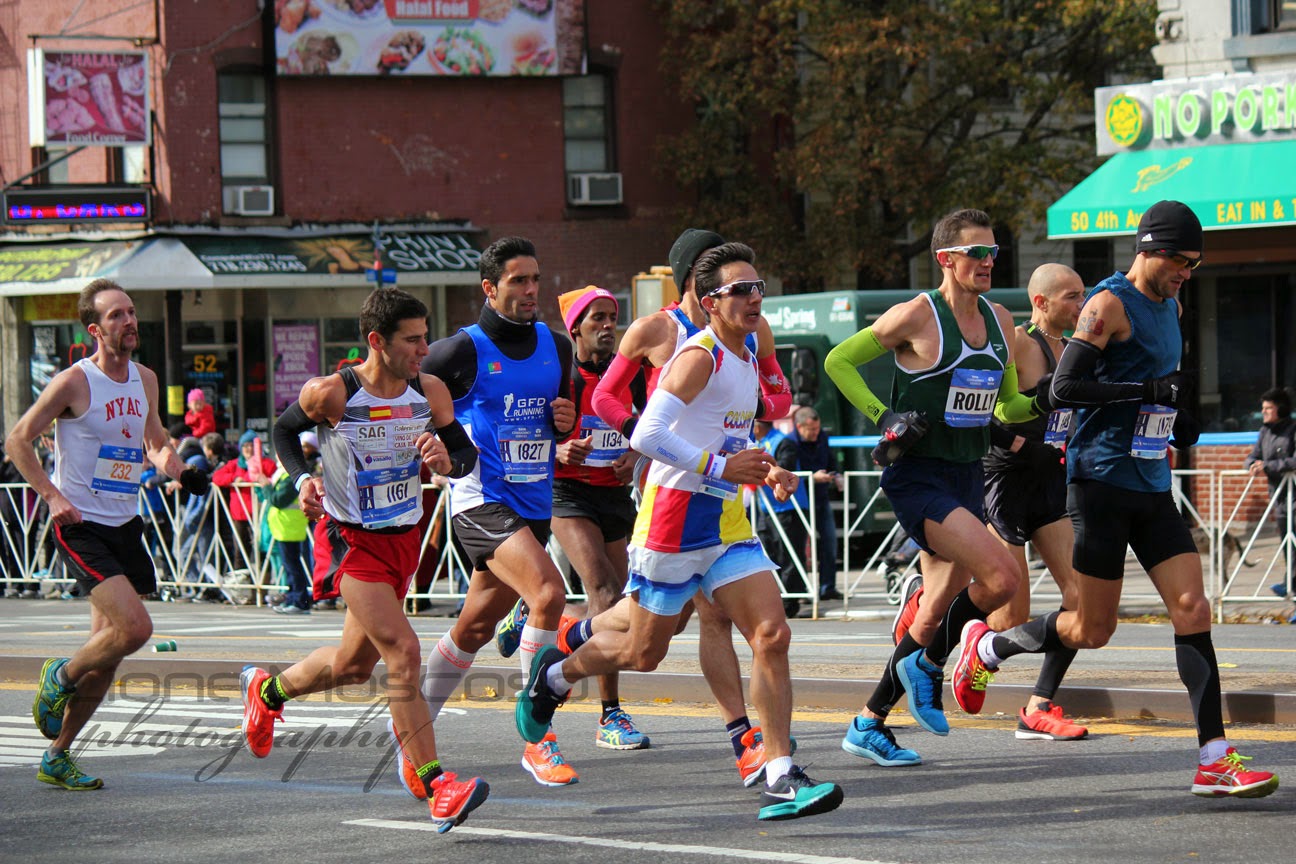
[1,685,1291,864]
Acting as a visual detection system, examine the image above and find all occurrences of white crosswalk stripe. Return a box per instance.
[0,695,399,768]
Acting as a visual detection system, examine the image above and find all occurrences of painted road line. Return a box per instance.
[345,818,894,863]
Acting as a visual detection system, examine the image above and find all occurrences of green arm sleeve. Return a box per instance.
[993,363,1041,424]
[824,327,891,425]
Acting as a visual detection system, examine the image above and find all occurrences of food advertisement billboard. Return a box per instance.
[274,0,585,77]
[37,51,150,146]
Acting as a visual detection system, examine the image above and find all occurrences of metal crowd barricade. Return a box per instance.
[1213,470,1295,619]
[5,468,1291,622]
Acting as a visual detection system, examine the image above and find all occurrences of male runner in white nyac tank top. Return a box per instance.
[6,279,210,791]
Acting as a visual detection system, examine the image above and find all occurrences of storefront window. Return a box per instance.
[1213,275,1292,431]
[323,317,366,374]
[29,320,163,402]
[184,320,239,437]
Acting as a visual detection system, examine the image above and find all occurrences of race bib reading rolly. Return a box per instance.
[498,424,554,483]
[1044,409,1073,446]
[580,414,628,467]
[1130,404,1176,460]
[699,435,749,500]
[91,445,144,498]
[943,368,1003,428]
[356,459,420,526]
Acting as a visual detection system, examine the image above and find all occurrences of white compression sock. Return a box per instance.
[545,660,573,695]
[519,624,557,685]
[423,632,476,721]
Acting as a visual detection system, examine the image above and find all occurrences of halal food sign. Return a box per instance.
[32,50,150,147]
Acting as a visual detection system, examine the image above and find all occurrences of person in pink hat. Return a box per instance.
[184,388,216,438]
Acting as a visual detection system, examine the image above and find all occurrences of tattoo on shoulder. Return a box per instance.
[1077,311,1104,336]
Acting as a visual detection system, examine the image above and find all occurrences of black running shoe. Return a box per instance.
[757,766,844,821]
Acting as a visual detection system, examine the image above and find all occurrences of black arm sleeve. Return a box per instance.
[421,331,478,401]
[1051,338,1145,406]
[272,402,317,485]
[436,420,478,479]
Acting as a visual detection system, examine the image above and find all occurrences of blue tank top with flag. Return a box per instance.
[449,323,560,520]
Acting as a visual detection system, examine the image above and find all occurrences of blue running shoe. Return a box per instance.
[897,649,949,736]
[596,707,650,750]
[515,646,568,744]
[757,766,844,821]
[33,658,74,740]
[38,749,103,790]
[495,598,529,659]
[841,716,922,766]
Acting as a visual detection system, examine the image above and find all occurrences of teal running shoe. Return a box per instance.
[38,749,103,790]
[596,707,650,750]
[897,649,949,736]
[495,598,529,659]
[841,716,922,766]
[515,646,568,744]
[757,766,843,821]
[33,658,74,740]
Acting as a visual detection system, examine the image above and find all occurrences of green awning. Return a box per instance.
[1047,140,1296,239]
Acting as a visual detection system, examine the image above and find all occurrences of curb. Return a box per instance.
[4,655,1293,726]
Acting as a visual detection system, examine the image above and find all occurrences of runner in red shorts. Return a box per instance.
[242,286,486,833]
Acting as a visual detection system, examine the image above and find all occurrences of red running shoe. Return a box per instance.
[1015,701,1088,741]
[1191,748,1279,798]
[891,574,923,646]
[387,718,429,800]
[240,666,283,758]
[428,771,491,833]
[950,620,996,714]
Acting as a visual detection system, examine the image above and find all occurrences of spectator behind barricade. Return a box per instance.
[1,443,41,597]
[185,388,217,438]
[139,463,175,584]
[1246,387,1296,598]
[167,431,222,599]
[788,406,844,601]
[753,419,812,617]
[259,430,318,614]
[170,421,203,464]
[212,429,277,571]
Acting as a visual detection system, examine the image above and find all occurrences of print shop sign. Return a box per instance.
[1095,71,1296,155]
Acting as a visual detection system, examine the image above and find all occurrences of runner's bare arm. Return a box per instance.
[3,365,89,521]
[137,366,190,481]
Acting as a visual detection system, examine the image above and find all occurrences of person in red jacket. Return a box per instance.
[185,389,217,438]
[212,429,276,570]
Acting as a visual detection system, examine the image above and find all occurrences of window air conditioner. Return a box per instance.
[567,172,623,206]
[231,185,275,216]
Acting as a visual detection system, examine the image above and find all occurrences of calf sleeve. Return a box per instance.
[1175,631,1225,746]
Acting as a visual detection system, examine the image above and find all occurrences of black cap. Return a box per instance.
[168,421,191,439]
[1134,200,1203,254]
[669,228,724,291]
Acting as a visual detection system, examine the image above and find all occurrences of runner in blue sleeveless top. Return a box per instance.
[418,236,583,787]
[960,201,1278,798]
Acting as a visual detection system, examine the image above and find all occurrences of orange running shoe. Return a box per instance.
[736,726,799,787]
[521,731,579,786]
[428,771,490,833]
[240,666,283,758]
[891,573,923,646]
[1192,748,1279,798]
[1015,701,1088,741]
[387,718,429,800]
[555,615,581,655]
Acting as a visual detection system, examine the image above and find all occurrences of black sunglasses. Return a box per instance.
[708,279,767,298]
